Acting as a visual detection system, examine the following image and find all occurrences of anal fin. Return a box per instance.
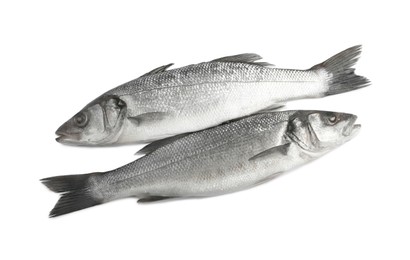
[137,196,174,203]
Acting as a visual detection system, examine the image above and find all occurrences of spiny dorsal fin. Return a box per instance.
[136,133,191,155]
[140,63,174,77]
[211,53,273,66]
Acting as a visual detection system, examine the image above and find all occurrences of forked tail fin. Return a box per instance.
[41,173,102,217]
[311,45,370,96]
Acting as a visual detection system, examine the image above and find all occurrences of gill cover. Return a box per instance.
[96,97,127,144]
[287,111,358,152]
[287,112,321,151]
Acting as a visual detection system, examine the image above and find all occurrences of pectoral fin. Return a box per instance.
[128,112,171,126]
[249,143,291,162]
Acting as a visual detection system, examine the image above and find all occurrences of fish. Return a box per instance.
[43,110,361,217]
[55,45,369,146]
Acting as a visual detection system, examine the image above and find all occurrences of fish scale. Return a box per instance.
[55,46,369,145]
[43,47,369,217]
[43,110,361,217]
[93,112,298,199]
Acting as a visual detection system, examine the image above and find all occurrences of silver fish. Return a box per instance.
[55,46,369,145]
[43,110,360,217]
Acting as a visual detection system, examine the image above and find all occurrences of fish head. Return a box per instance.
[287,111,360,152]
[55,96,127,145]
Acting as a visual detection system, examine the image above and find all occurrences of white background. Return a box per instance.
[1,1,409,259]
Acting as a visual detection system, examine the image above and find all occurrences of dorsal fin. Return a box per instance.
[136,133,191,155]
[212,53,262,63]
[140,63,174,77]
[211,53,273,66]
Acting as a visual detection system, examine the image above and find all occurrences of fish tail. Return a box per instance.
[41,173,102,217]
[311,45,370,96]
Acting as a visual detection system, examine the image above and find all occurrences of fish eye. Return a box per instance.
[74,112,88,127]
[327,115,338,125]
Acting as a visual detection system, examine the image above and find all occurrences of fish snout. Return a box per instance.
[55,121,81,144]
[342,115,360,137]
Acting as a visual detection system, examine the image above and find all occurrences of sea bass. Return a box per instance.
[43,110,361,217]
[55,46,369,145]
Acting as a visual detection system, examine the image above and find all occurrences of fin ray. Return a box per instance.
[41,173,102,217]
[311,45,370,96]
[212,53,273,66]
[136,133,191,155]
[140,63,174,77]
[138,196,173,203]
[128,112,170,126]
[249,143,291,161]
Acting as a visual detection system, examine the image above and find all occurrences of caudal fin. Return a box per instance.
[311,45,370,96]
[41,173,101,217]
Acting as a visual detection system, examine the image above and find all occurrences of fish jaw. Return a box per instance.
[55,129,81,145]
[342,115,361,140]
[54,116,87,145]
[343,124,361,141]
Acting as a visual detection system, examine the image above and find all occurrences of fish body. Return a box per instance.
[110,63,321,143]
[43,110,360,217]
[56,46,369,145]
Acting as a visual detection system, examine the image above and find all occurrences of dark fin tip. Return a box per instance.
[41,173,102,217]
[49,190,100,218]
[41,174,95,193]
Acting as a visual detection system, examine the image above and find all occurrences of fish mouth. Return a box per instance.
[55,133,70,143]
[342,115,361,137]
[55,130,80,144]
[350,124,361,136]
[55,129,65,142]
